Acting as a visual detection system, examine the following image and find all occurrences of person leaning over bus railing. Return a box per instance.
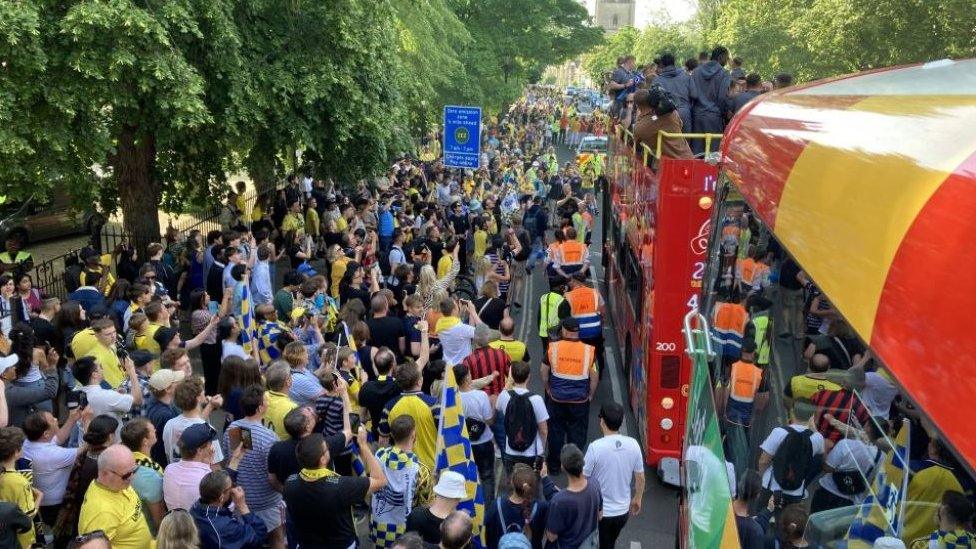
[633,87,694,162]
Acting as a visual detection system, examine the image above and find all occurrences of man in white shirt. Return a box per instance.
[436,297,486,365]
[757,404,825,507]
[495,361,548,475]
[22,410,87,525]
[455,364,495,502]
[583,402,644,549]
[161,376,224,464]
[73,356,142,430]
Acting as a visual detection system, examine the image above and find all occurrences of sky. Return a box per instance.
[634,0,697,26]
[581,0,697,26]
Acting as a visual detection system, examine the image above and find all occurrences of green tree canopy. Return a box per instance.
[0,0,598,242]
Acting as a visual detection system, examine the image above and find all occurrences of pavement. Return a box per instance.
[500,141,680,548]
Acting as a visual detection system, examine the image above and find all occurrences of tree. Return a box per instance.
[452,0,603,113]
[581,26,640,84]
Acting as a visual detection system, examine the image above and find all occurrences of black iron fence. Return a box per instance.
[30,186,276,301]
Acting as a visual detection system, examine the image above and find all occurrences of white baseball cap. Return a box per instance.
[148,369,186,391]
[0,354,17,375]
[433,471,469,499]
[873,538,906,549]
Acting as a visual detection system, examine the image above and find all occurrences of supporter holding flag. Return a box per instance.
[432,363,487,548]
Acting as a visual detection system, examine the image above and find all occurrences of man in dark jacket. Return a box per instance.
[191,470,268,549]
[690,45,733,155]
[652,52,694,133]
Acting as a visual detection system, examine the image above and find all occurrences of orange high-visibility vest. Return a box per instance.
[547,339,595,403]
[729,360,763,403]
[565,286,602,339]
[712,302,749,357]
[560,240,587,265]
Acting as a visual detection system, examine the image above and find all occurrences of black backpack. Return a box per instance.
[771,427,814,492]
[504,390,538,452]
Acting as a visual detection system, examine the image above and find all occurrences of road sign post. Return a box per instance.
[443,106,482,169]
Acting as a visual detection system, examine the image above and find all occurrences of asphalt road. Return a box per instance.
[502,141,680,548]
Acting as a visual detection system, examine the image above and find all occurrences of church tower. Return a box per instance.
[593,0,635,33]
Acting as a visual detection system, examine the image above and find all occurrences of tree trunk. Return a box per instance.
[114,123,160,259]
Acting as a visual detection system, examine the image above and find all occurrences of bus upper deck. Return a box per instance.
[683,58,976,547]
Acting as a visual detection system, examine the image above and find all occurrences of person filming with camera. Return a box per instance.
[632,86,694,161]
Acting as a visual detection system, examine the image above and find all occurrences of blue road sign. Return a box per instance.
[443,106,482,169]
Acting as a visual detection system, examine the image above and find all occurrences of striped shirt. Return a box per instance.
[289,368,324,407]
[314,395,345,438]
[223,418,281,510]
[462,347,511,397]
[486,253,509,296]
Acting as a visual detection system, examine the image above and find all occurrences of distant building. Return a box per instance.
[594,0,635,33]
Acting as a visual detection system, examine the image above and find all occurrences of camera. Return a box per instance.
[67,390,88,410]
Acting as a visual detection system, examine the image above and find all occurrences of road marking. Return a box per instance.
[604,325,629,437]
[630,542,641,549]
[518,268,534,343]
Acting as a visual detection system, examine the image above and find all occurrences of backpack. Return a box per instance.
[504,390,538,452]
[832,446,882,496]
[496,497,537,549]
[771,427,814,492]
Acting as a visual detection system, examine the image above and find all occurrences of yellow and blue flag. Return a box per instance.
[434,366,486,549]
[240,281,258,354]
[842,418,911,547]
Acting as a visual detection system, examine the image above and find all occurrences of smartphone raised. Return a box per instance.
[240,427,253,450]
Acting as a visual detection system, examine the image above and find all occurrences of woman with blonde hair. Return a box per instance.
[473,279,508,330]
[156,508,200,549]
[415,242,461,309]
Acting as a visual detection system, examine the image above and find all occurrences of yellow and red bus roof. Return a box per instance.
[722,59,976,470]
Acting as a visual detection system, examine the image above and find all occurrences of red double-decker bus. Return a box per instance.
[602,131,720,477]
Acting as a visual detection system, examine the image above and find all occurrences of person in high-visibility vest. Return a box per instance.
[537,281,566,354]
[720,340,767,429]
[0,235,33,276]
[711,290,750,374]
[564,272,606,378]
[746,294,773,367]
[552,227,589,281]
[736,247,771,295]
[541,317,597,473]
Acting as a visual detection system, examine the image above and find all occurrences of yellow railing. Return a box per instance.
[656,131,725,161]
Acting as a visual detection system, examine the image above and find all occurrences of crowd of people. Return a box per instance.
[0,85,650,549]
[604,47,793,162]
[705,182,975,548]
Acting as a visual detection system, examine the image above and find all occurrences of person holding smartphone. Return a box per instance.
[222,385,284,548]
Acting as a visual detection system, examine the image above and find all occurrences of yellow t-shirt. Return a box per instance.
[388,393,438,470]
[489,339,528,363]
[437,255,453,280]
[281,213,306,237]
[473,230,488,259]
[70,328,99,359]
[335,216,348,232]
[135,323,163,357]
[264,390,298,440]
[236,194,251,223]
[0,468,36,548]
[85,343,125,389]
[306,209,320,237]
[331,256,350,298]
[79,483,155,549]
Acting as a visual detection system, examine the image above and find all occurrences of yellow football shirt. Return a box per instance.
[0,469,36,548]
[79,482,154,549]
[264,390,298,440]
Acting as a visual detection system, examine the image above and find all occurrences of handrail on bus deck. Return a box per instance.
[656,131,725,159]
[682,308,716,359]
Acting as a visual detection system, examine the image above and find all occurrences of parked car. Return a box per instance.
[0,193,104,245]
